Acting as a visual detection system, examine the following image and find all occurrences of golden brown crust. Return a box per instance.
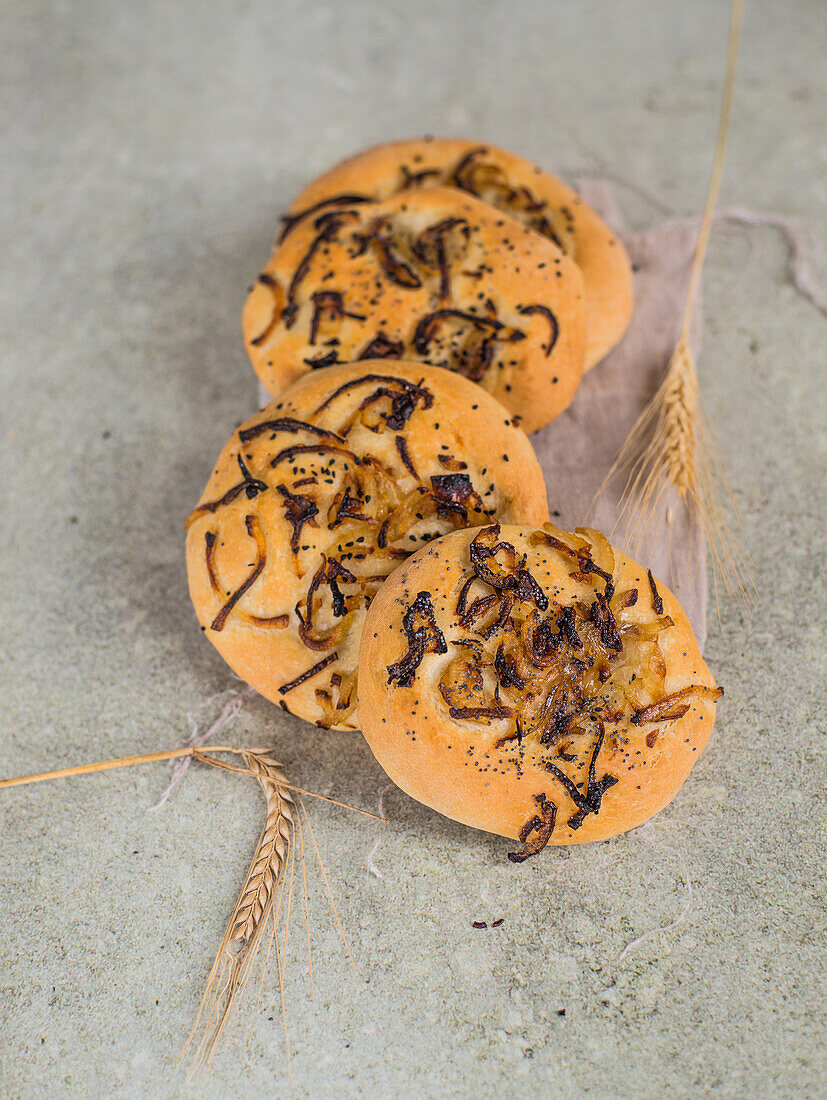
[243,187,585,434]
[281,138,633,370]
[358,524,720,847]
[186,362,549,730]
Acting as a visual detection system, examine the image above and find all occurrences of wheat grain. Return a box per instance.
[184,748,295,1076]
[229,753,294,943]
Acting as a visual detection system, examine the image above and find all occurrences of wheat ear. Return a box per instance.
[183,748,295,1076]
[608,0,752,603]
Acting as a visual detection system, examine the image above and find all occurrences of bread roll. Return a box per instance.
[243,187,585,434]
[279,137,633,370]
[358,523,721,855]
[186,363,549,730]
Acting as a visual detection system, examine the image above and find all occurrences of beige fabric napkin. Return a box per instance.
[531,180,707,650]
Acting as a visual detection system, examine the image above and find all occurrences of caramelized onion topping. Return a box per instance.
[631,685,723,726]
[387,591,448,687]
[647,569,664,616]
[507,794,558,863]
[358,333,405,360]
[278,652,339,695]
[354,220,423,288]
[238,418,344,445]
[308,290,366,344]
[517,304,559,357]
[545,722,618,830]
[449,705,512,720]
[419,524,725,855]
[413,217,470,300]
[283,209,360,329]
[276,484,319,553]
[314,373,433,416]
[210,515,267,632]
[278,193,371,242]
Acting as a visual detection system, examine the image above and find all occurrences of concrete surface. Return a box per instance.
[1,2,825,1097]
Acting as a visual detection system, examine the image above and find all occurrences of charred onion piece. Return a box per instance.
[517,304,559,356]
[278,652,339,695]
[413,217,470,300]
[276,484,319,553]
[314,373,433,416]
[328,484,374,528]
[386,591,448,686]
[437,455,467,471]
[308,290,366,344]
[238,417,344,445]
[355,221,422,288]
[545,723,618,829]
[278,193,371,242]
[448,705,512,720]
[399,164,442,188]
[456,576,479,618]
[185,464,267,528]
[304,350,340,369]
[590,591,622,652]
[413,309,524,357]
[269,442,359,469]
[530,529,612,586]
[429,472,493,524]
[469,525,547,609]
[538,688,572,746]
[647,569,664,615]
[395,435,418,480]
[459,594,499,630]
[315,665,359,729]
[358,333,405,360]
[296,556,358,651]
[495,645,526,689]
[283,209,359,328]
[631,686,723,726]
[508,794,558,863]
[354,385,426,432]
[448,146,492,192]
[210,515,267,632]
[204,531,288,630]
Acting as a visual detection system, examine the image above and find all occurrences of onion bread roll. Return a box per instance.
[243,187,585,434]
[186,363,549,730]
[278,137,633,370]
[358,523,721,856]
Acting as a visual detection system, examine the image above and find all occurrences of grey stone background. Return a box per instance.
[1,1,824,1097]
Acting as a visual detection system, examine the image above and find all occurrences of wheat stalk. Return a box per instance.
[608,0,753,604]
[184,748,295,1075]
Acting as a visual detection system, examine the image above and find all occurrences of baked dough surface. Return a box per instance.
[243,187,585,434]
[358,524,720,848]
[280,137,633,370]
[186,363,549,729]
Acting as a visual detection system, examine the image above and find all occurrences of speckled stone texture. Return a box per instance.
[1,2,824,1097]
